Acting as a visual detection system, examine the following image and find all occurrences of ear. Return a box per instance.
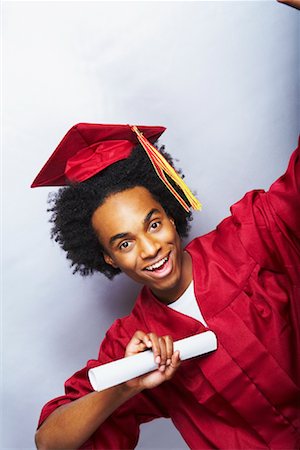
[103,253,119,269]
[169,217,176,227]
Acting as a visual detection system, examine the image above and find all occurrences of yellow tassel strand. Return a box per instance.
[131,125,202,212]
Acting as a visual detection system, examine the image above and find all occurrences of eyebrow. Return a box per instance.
[109,208,161,247]
[109,232,130,246]
[143,208,160,224]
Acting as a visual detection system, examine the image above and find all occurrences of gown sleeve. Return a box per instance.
[230,137,300,272]
[229,138,300,372]
[37,319,168,449]
[267,138,300,238]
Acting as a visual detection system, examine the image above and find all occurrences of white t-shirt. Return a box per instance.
[167,281,207,327]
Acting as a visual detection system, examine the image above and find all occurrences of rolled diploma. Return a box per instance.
[88,330,217,392]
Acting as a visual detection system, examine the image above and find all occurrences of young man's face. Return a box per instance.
[91,186,192,303]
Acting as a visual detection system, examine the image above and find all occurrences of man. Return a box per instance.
[33,123,300,449]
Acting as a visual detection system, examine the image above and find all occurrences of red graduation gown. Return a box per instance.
[38,142,300,449]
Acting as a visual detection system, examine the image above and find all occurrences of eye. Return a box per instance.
[119,241,132,251]
[150,221,161,231]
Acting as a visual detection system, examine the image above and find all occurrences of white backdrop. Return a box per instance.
[2,1,299,449]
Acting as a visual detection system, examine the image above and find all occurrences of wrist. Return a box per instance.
[122,380,144,397]
[122,379,144,396]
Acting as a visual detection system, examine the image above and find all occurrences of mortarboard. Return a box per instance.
[31,123,201,212]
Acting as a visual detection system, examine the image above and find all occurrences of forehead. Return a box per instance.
[91,186,164,240]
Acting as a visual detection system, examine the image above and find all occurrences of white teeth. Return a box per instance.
[145,257,168,271]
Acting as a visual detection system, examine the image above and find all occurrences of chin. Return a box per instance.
[151,270,182,296]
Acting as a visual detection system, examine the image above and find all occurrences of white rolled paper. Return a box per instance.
[88,330,217,391]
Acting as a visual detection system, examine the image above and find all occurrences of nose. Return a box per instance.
[139,235,161,260]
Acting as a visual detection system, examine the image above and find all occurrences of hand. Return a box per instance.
[277,0,300,9]
[124,330,181,390]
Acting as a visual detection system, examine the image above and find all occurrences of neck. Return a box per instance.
[152,251,193,305]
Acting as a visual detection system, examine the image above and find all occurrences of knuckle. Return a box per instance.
[164,335,172,341]
[148,332,156,339]
[135,330,145,337]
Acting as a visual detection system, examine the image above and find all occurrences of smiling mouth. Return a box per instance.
[144,254,170,272]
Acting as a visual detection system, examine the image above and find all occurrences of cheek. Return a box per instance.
[164,224,180,243]
[113,252,138,271]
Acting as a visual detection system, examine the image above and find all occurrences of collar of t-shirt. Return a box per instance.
[167,281,207,326]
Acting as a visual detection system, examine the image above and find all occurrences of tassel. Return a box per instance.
[131,125,202,212]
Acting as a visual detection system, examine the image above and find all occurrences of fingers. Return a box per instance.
[125,331,177,371]
[132,330,152,348]
[125,330,152,357]
[147,333,175,372]
[170,350,181,369]
[164,350,181,379]
[165,335,174,367]
[125,331,181,391]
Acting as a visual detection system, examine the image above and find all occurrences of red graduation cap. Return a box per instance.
[31,123,165,188]
[31,123,201,212]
